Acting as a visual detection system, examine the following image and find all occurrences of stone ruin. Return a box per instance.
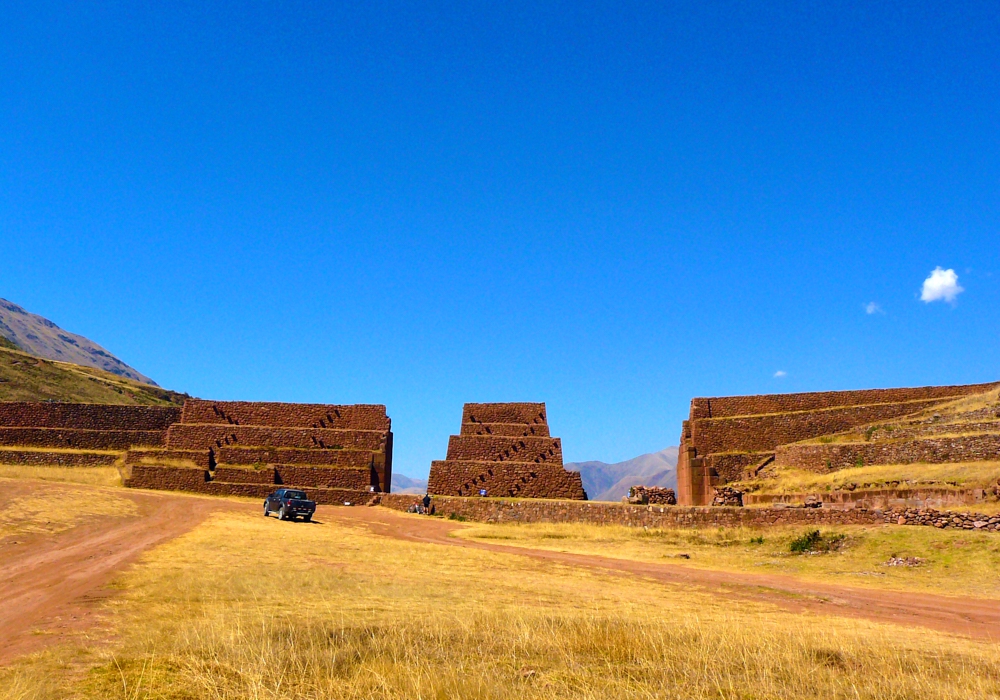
[427,402,587,500]
[677,381,1000,506]
[624,485,676,505]
[0,399,392,504]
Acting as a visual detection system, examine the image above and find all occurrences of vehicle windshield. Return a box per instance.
[284,491,307,500]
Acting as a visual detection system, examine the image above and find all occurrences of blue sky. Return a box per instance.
[2,1,998,479]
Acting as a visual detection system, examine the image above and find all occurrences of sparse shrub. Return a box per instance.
[854,456,864,469]
[749,536,765,545]
[790,530,846,554]
[447,512,467,522]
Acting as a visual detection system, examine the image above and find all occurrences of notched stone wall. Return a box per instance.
[126,400,393,502]
[428,402,586,500]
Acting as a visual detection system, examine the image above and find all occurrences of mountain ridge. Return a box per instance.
[0,298,157,386]
[566,447,678,501]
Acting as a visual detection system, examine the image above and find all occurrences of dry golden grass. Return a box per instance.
[0,481,137,538]
[0,465,123,488]
[458,519,1000,599]
[2,511,1000,699]
[749,461,1000,492]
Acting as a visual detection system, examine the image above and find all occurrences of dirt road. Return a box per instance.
[0,481,238,664]
[331,506,1000,642]
[2,479,997,667]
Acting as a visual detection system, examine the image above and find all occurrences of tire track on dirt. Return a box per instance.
[0,480,242,664]
[332,506,1000,642]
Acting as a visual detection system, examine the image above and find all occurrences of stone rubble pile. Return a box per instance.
[711,486,744,507]
[625,486,677,505]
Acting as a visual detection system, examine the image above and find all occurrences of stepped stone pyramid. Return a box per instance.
[124,400,393,504]
[427,402,587,500]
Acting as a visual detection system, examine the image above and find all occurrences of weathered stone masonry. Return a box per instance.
[427,402,587,500]
[125,400,393,502]
[0,399,393,504]
[677,382,999,506]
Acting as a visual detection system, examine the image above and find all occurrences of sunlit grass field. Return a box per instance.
[0,479,136,538]
[3,508,1000,699]
[0,465,123,488]
[458,519,1000,598]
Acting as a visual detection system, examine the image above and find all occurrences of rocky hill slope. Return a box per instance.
[0,298,157,385]
[0,344,185,405]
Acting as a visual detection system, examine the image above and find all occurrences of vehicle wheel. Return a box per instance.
[303,514,312,523]
[263,503,270,517]
[279,506,288,521]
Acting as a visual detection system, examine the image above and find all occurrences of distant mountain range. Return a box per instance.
[0,298,157,386]
[391,447,678,501]
[566,447,678,502]
[392,473,429,494]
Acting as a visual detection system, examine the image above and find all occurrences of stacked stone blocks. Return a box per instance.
[428,402,587,500]
[0,399,393,504]
[125,400,392,502]
[678,382,1000,505]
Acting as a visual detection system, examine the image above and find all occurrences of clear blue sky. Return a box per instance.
[2,2,998,479]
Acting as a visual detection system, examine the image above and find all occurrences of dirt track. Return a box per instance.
[330,506,1000,642]
[0,481,238,664]
[1,480,998,668]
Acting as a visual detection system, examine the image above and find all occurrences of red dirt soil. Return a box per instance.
[1,480,997,668]
[330,506,1000,643]
[0,480,239,664]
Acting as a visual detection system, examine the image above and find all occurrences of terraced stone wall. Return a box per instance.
[181,400,390,430]
[776,434,1000,471]
[126,400,393,501]
[677,381,999,506]
[428,402,586,500]
[690,382,997,420]
[0,403,180,430]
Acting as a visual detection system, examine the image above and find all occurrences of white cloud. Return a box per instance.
[773,370,787,378]
[920,267,964,304]
[865,302,883,315]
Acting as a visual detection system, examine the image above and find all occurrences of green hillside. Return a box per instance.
[0,344,187,405]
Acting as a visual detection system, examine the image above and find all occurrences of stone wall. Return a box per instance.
[126,400,393,500]
[216,446,378,467]
[0,427,166,450]
[690,382,997,419]
[676,381,999,505]
[428,402,587,500]
[165,425,388,452]
[125,465,374,505]
[374,493,1000,532]
[463,402,548,425]
[690,399,951,455]
[428,461,587,499]
[0,403,180,431]
[0,448,121,467]
[445,435,563,463]
[775,434,1000,471]
[181,400,390,430]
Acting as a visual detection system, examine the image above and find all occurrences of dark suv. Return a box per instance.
[263,489,317,522]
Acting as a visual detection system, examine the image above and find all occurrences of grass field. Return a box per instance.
[0,481,136,538]
[744,461,1000,493]
[457,519,1000,598]
[0,465,123,488]
[2,506,1000,699]
[0,345,186,405]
